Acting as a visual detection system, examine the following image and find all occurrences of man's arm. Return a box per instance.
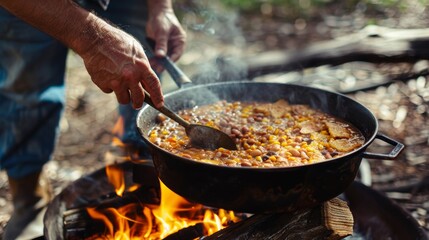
[0,0,164,109]
[0,0,88,52]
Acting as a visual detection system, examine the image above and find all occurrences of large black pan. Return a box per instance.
[136,81,403,213]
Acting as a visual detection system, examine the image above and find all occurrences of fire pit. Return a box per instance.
[44,160,244,240]
[43,160,428,240]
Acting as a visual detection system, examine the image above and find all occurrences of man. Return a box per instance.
[0,0,186,238]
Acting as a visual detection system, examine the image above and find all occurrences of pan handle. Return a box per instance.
[141,38,192,88]
[362,133,405,160]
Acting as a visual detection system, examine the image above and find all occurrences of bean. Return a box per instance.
[231,128,242,136]
[241,126,249,134]
[241,162,252,167]
[289,148,301,157]
[249,149,262,157]
[267,144,280,152]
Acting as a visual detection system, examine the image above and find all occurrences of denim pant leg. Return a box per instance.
[0,8,68,178]
[93,0,155,154]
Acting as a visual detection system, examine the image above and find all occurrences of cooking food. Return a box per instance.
[149,99,365,167]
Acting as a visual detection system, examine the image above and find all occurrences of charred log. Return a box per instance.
[163,223,205,240]
[204,198,353,240]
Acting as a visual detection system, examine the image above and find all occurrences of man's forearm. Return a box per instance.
[0,0,112,56]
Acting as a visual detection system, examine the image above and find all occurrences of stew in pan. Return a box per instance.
[149,99,365,168]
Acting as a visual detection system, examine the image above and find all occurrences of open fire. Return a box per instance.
[83,118,242,239]
[85,173,241,239]
[85,180,241,239]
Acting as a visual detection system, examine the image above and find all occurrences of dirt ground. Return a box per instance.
[1,1,429,238]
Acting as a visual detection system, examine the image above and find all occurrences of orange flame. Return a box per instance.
[151,181,236,239]
[106,164,125,197]
[88,171,240,239]
[104,117,130,197]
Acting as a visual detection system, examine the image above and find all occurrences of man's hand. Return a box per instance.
[80,21,164,109]
[146,0,186,72]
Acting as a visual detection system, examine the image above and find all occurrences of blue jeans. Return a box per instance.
[0,0,149,178]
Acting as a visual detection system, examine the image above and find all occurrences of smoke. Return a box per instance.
[177,2,249,85]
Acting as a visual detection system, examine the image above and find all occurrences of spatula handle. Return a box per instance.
[142,90,190,128]
[142,38,192,88]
